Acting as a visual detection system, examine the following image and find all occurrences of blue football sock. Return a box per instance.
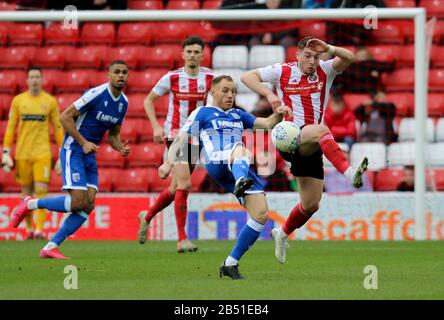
[51,211,88,246]
[37,195,71,212]
[229,218,265,262]
[231,156,250,182]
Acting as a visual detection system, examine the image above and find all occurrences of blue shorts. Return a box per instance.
[206,162,264,199]
[60,148,98,191]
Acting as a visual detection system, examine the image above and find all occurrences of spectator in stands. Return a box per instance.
[324,144,373,192]
[303,0,336,8]
[324,91,357,149]
[396,166,437,192]
[397,165,414,191]
[47,0,127,10]
[354,90,397,145]
[251,95,273,118]
[334,47,394,93]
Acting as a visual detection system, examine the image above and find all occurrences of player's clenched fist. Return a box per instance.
[153,126,165,144]
[158,161,172,179]
[82,141,99,154]
[119,140,131,157]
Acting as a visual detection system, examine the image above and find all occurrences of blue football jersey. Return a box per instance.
[63,83,128,151]
[181,105,256,162]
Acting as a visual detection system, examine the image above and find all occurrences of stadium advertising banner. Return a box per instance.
[0,193,443,241]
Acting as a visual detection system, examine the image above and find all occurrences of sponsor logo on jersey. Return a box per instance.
[211,119,243,130]
[21,114,47,121]
[96,111,119,124]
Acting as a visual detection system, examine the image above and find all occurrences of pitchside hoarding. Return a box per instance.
[0,193,443,241]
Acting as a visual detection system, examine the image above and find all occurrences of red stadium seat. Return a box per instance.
[0,1,16,10]
[102,46,141,70]
[156,21,199,43]
[201,46,213,68]
[0,70,26,94]
[431,46,444,68]
[191,168,208,192]
[134,118,166,142]
[167,0,200,10]
[298,21,326,40]
[385,92,414,117]
[48,171,63,193]
[420,0,444,18]
[372,21,404,44]
[396,44,414,67]
[0,120,8,142]
[429,69,444,92]
[434,168,444,191]
[56,93,80,112]
[8,23,43,46]
[127,94,147,118]
[375,169,404,191]
[98,168,116,192]
[127,69,168,93]
[384,0,416,7]
[120,121,139,143]
[112,168,150,192]
[0,23,9,45]
[147,168,172,192]
[193,21,218,43]
[33,46,67,69]
[127,0,164,10]
[80,22,116,45]
[41,69,63,93]
[202,0,223,9]
[96,144,126,168]
[428,93,444,117]
[66,45,107,69]
[126,142,164,167]
[1,170,21,192]
[384,68,414,91]
[0,95,13,120]
[367,45,400,62]
[0,46,33,70]
[342,93,368,111]
[116,22,154,45]
[44,22,79,45]
[56,70,96,93]
[138,45,178,69]
[50,143,59,164]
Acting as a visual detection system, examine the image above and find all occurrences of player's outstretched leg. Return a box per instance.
[10,196,34,228]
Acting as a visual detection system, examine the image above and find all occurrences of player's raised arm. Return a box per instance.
[144,91,165,144]
[60,105,99,154]
[305,38,356,73]
[108,125,130,157]
[241,70,281,109]
[253,105,292,129]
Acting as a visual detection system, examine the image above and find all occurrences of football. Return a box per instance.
[271,121,301,153]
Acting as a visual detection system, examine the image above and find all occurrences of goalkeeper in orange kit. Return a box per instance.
[2,67,64,240]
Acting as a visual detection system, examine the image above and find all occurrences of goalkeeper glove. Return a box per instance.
[55,158,62,176]
[2,148,14,173]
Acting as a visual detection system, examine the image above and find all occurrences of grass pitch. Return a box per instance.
[0,240,443,300]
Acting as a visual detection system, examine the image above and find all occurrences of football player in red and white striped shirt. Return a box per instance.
[138,36,213,253]
[242,36,368,263]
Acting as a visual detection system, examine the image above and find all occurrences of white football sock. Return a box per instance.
[225,256,239,266]
[43,242,58,251]
[27,199,38,210]
[344,167,354,182]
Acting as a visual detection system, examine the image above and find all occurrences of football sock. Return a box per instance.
[174,189,189,241]
[51,211,88,246]
[34,195,71,212]
[228,218,264,263]
[319,132,350,174]
[231,156,250,182]
[25,215,33,233]
[282,203,314,235]
[145,189,175,223]
[35,188,48,233]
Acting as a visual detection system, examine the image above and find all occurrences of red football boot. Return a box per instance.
[10,196,34,228]
[39,247,70,260]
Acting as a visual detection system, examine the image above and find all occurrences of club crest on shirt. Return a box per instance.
[230,112,241,119]
[104,101,108,108]
[199,84,205,91]
[308,74,319,83]
[118,103,123,113]
[72,173,80,183]
[40,105,48,111]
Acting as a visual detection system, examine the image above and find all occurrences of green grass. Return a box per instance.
[0,240,443,300]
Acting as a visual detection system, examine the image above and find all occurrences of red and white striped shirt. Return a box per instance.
[258,59,340,127]
[152,66,213,139]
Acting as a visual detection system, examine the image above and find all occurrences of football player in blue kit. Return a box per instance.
[158,75,292,279]
[11,61,131,259]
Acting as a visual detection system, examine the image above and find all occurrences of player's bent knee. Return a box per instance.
[70,197,88,212]
[303,203,320,215]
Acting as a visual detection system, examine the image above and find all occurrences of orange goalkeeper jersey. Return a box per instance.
[3,91,64,160]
